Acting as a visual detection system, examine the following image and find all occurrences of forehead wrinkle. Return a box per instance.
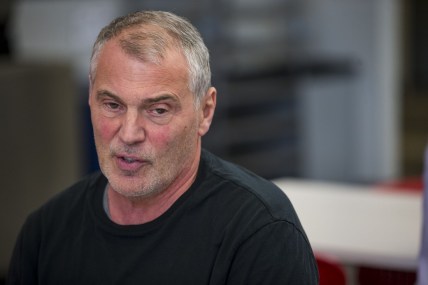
[132,55,190,96]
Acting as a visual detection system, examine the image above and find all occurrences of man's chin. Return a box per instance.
[108,178,160,200]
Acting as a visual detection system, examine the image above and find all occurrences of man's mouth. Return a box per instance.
[114,154,147,172]
[121,156,139,163]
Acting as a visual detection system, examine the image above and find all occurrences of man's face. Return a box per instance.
[89,38,213,198]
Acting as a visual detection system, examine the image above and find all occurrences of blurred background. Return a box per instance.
[1,0,427,283]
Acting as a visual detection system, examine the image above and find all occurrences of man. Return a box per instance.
[7,11,318,284]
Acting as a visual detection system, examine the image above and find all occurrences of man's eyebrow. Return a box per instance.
[143,94,179,104]
[95,90,179,104]
[96,90,122,102]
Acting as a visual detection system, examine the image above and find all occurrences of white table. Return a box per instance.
[273,178,423,270]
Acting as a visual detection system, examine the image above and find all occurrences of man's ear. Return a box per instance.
[198,87,217,136]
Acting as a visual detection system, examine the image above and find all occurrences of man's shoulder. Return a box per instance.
[33,171,105,218]
[201,150,300,223]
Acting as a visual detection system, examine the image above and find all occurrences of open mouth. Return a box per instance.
[114,154,147,172]
[121,156,138,163]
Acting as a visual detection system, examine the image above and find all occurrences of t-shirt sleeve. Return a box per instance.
[226,220,319,285]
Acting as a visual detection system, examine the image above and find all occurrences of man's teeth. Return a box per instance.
[123,157,136,163]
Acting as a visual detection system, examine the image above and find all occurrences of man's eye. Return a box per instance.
[149,104,170,116]
[146,104,174,125]
[105,102,121,110]
[100,101,124,117]
[153,108,167,115]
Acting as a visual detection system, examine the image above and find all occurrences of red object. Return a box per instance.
[358,266,416,285]
[377,176,423,192]
[316,255,347,285]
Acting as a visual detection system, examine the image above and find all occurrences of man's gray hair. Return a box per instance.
[90,10,211,103]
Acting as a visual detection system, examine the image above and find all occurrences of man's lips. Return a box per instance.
[114,154,148,172]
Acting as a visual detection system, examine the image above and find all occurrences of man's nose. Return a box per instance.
[119,111,145,145]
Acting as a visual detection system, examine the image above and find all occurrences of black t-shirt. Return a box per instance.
[7,150,318,284]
